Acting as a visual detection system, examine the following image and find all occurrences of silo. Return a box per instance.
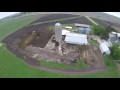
[79,27,85,34]
[85,27,91,35]
[55,23,62,45]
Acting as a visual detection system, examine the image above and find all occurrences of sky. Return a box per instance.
[0,12,20,19]
[0,12,120,19]
[104,12,120,18]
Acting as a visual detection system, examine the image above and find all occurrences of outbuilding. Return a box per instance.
[65,33,88,45]
[99,43,111,55]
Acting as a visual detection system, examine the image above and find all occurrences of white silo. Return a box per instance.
[55,23,62,45]
[55,23,62,55]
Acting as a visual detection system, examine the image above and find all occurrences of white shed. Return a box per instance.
[99,43,111,55]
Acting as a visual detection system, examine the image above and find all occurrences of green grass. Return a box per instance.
[62,23,74,27]
[40,60,88,69]
[89,40,99,47]
[85,16,98,25]
[0,15,119,78]
[104,55,119,78]
[49,25,55,31]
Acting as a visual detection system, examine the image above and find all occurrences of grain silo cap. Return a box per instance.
[55,23,61,26]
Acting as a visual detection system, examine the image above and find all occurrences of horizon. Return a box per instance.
[0,12,120,19]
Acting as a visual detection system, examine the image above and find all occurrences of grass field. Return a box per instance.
[0,15,119,78]
[89,40,99,47]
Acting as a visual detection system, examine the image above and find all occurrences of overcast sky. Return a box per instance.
[0,12,120,19]
[0,12,20,19]
[104,12,120,18]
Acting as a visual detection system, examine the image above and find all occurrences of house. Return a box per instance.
[65,33,88,45]
[99,43,111,55]
[108,37,120,46]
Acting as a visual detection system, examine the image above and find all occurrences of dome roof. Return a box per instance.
[55,23,61,27]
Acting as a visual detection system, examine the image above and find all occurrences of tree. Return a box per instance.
[110,43,120,60]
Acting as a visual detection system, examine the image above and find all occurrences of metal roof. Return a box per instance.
[109,37,120,44]
[62,30,70,35]
[75,23,90,28]
[65,33,88,45]
[99,43,111,54]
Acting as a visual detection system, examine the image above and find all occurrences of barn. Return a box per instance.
[65,33,88,45]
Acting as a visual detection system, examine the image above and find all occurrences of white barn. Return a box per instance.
[99,43,111,55]
[65,33,88,45]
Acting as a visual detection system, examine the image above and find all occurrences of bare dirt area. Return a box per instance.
[30,14,79,24]
[2,14,106,75]
[78,44,105,69]
[30,14,93,26]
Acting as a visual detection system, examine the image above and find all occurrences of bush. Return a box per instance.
[93,25,113,40]
[110,43,120,60]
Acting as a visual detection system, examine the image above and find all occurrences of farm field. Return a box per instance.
[0,13,120,78]
[91,18,109,28]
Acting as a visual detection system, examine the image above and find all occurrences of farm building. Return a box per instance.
[111,31,117,35]
[116,33,120,38]
[65,26,72,30]
[85,27,91,35]
[99,43,111,55]
[108,37,120,46]
[78,27,91,35]
[62,29,70,36]
[79,27,85,34]
[75,23,90,28]
[65,33,88,45]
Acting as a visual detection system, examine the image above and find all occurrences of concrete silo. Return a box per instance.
[55,23,62,55]
[55,23,62,45]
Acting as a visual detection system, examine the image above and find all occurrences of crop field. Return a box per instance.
[91,18,109,28]
[0,13,119,78]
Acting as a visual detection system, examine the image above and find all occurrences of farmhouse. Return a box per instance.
[99,43,111,55]
[108,32,120,46]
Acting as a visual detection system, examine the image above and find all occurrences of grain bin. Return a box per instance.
[79,27,85,34]
[85,27,91,35]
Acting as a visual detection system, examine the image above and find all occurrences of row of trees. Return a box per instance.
[93,25,116,40]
